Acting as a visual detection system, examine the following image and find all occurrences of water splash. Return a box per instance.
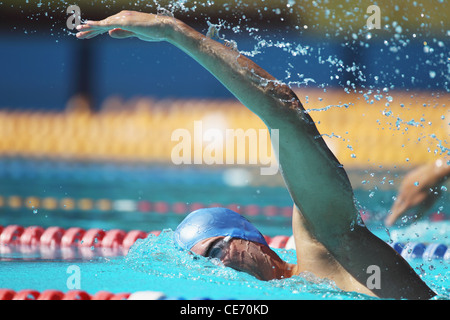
[126,229,256,282]
[124,229,373,299]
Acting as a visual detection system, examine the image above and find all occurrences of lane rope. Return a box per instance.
[0,289,220,300]
[0,194,447,222]
[0,224,448,260]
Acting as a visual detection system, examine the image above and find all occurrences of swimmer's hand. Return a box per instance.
[76,11,173,41]
[385,159,449,226]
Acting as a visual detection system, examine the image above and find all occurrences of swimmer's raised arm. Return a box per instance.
[77,11,435,299]
[77,11,355,238]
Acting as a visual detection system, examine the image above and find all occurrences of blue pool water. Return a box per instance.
[0,162,449,299]
[0,225,449,300]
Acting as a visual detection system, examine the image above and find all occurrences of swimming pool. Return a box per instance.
[0,0,448,302]
[0,161,448,300]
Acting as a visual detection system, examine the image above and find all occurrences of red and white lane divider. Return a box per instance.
[0,224,292,251]
[0,289,132,300]
[0,225,160,250]
[0,289,227,300]
[1,224,448,260]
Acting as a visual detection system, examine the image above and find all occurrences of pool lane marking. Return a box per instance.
[0,224,449,260]
[0,195,447,222]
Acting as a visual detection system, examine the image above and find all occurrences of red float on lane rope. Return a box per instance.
[189,202,204,212]
[154,201,169,214]
[62,290,91,300]
[122,230,148,249]
[269,235,289,248]
[281,206,292,217]
[13,289,40,300]
[0,289,15,300]
[226,204,241,213]
[80,228,105,247]
[172,202,187,214]
[20,226,44,246]
[263,206,278,217]
[0,224,299,251]
[430,212,445,222]
[244,205,259,216]
[0,289,134,300]
[110,293,131,300]
[102,229,126,248]
[40,227,65,247]
[0,225,24,245]
[37,290,65,300]
[91,291,114,300]
[137,201,151,212]
[61,227,86,247]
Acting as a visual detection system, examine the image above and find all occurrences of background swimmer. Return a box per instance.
[386,157,450,226]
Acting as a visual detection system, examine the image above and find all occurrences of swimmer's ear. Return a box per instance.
[108,28,135,39]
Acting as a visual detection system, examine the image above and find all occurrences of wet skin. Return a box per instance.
[191,236,297,281]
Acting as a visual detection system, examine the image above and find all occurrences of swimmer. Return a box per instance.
[76,11,436,299]
[386,157,449,226]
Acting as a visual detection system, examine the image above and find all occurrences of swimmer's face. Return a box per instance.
[191,236,292,281]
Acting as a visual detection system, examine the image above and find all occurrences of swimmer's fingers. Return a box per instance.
[76,29,106,39]
[76,22,106,32]
[75,23,93,31]
[76,20,120,33]
[81,12,134,30]
[385,196,409,226]
[108,28,159,41]
[76,12,170,42]
[77,21,138,39]
[386,189,430,226]
[76,30,105,39]
[76,22,109,39]
[108,28,135,39]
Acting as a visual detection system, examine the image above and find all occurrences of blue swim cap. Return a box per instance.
[174,207,268,250]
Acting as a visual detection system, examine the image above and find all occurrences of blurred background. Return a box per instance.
[0,0,448,236]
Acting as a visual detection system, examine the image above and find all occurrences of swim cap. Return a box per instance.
[174,207,268,250]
